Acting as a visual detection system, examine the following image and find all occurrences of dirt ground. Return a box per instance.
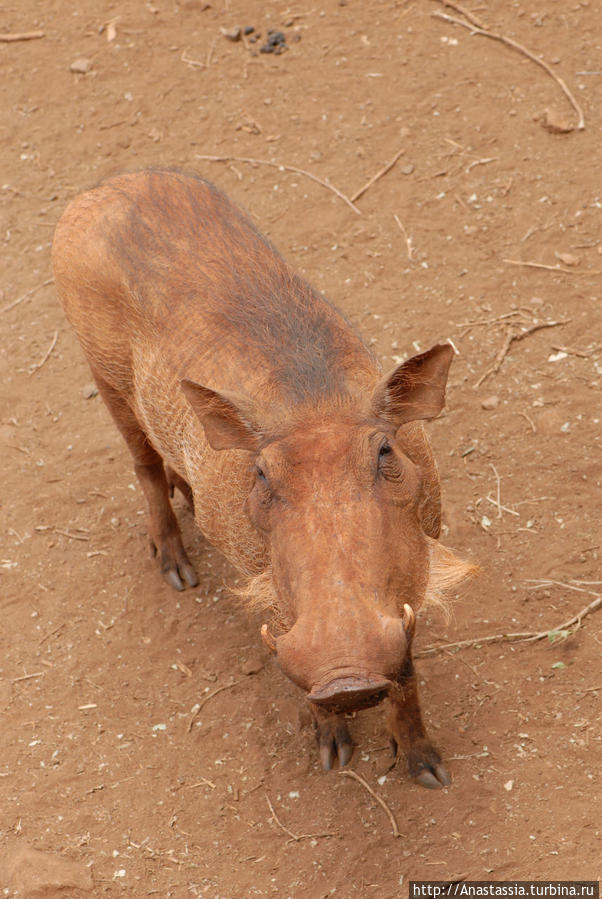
[1,0,600,895]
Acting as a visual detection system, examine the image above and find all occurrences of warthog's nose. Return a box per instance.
[308,675,392,712]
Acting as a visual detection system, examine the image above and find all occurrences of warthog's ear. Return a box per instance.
[181,379,260,452]
[371,343,454,425]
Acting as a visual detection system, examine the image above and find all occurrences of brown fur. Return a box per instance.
[52,169,475,783]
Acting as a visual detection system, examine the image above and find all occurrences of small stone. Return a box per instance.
[555,252,580,266]
[481,395,499,411]
[82,383,98,399]
[540,108,574,134]
[220,25,241,41]
[70,57,92,74]
[401,164,414,175]
[547,351,567,363]
[504,779,514,791]
[243,26,255,35]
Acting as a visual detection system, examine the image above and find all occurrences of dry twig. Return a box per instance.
[29,330,58,375]
[339,769,400,838]
[393,214,414,261]
[1,278,54,315]
[187,679,243,732]
[195,154,360,214]
[551,344,593,359]
[265,794,334,843]
[489,463,502,520]
[188,776,216,789]
[181,47,205,68]
[0,30,45,42]
[518,411,537,434]
[504,258,600,275]
[434,0,484,28]
[474,319,569,388]
[351,146,406,203]
[432,7,585,130]
[55,528,90,542]
[416,592,601,658]
[12,672,44,683]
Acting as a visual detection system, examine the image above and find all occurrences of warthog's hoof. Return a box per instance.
[390,735,451,789]
[314,714,353,771]
[150,536,198,592]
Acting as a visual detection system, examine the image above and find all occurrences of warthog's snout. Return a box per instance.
[265,606,416,714]
[308,675,393,712]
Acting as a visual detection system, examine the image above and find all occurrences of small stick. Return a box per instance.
[195,154,361,215]
[393,213,414,260]
[474,327,513,389]
[0,30,45,42]
[475,319,569,388]
[551,344,591,359]
[187,679,243,732]
[265,794,334,843]
[29,330,58,375]
[188,776,216,789]
[504,258,600,275]
[350,146,406,203]
[490,463,502,520]
[486,495,519,517]
[265,795,299,842]
[206,36,217,68]
[518,411,537,433]
[465,156,498,172]
[12,672,44,683]
[181,47,205,69]
[432,9,585,130]
[339,769,400,838]
[55,528,90,542]
[38,622,65,646]
[1,278,53,315]
[456,310,532,328]
[416,594,601,658]
[434,0,484,28]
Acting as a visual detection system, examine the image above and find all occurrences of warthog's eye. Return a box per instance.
[377,438,403,481]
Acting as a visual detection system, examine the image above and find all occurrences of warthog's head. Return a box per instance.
[182,344,474,712]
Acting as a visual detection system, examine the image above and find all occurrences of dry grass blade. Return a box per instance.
[339,769,400,838]
[432,7,585,130]
[195,154,361,214]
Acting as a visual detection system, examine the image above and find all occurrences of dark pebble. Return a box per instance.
[260,29,287,53]
[244,25,255,35]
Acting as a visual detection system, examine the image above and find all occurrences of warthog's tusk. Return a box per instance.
[402,603,416,638]
[261,623,277,653]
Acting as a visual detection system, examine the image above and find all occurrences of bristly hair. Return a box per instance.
[230,569,293,633]
[424,537,479,622]
[230,539,478,630]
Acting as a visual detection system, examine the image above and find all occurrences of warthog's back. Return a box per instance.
[52,169,378,415]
